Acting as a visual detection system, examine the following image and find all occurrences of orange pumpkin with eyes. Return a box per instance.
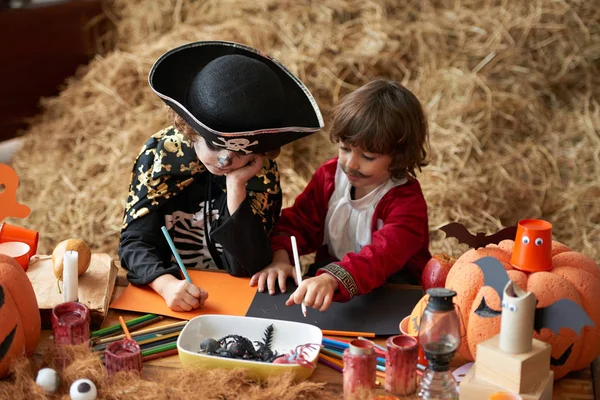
[445,220,600,380]
[0,254,41,378]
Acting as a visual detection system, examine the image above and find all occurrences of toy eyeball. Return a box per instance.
[535,238,544,246]
[501,300,507,308]
[508,304,517,312]
[69,378,97,400]
[35,368,60,393]
[522,235,530,245]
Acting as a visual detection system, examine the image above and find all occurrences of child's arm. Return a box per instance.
[119,212,208,311]
[316,185,428,302]
[210,159,283,276]
[250,161,334,293]
[270,163,332,259]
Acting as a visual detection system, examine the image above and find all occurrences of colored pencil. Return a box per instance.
[318,357,342,373]
[323,336,351,342]
[92,327,183,352]
[321,346,386,366]
[321,329,375,338]
[119,316,132,340]
[91,314,160,338]
[290,236,307,318]
[322,337,349,349]
[358,336,387,352]
[318,353,344,369]
[142,348,179,362]
[139,334,179,350]
[141,342,178,357]
[161,226,192,283]
[136,331,180,346]
[94,321,186,346]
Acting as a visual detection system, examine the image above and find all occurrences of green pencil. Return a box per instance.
[142,342,178,357]
[91,314,159,338]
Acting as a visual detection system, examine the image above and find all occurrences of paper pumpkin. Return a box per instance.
[0,254,41,378]
[445,238,600,380]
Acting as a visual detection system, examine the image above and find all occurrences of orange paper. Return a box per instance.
[109,270,257,320]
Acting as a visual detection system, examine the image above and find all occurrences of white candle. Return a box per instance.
[63,250,79,303]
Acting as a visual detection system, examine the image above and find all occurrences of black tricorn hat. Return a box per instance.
[149,41,324,154]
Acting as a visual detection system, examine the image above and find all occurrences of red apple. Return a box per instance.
[421,253,456,290]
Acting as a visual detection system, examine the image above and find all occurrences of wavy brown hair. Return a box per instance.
[168,108,281,159]
[329,79,429,179]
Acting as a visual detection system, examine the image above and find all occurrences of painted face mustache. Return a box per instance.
[341,166,368,178]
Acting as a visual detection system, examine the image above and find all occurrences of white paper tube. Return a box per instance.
[63,250,79,303]
[499,280,536,354]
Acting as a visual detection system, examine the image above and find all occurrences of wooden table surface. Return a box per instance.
[37,265,598,399]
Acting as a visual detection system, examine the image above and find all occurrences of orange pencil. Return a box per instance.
[318,353,344,369]
[119,316,132,341]
[321,329,375,338]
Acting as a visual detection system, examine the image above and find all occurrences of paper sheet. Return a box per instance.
[26,253,118,329]
[109,270,257,320]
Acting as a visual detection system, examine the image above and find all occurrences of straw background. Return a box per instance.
[7,0,600,262]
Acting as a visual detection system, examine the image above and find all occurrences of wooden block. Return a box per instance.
[460,365,553,400]
[475,335,551,393]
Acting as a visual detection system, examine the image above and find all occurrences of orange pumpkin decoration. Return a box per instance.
[445,220,600,380]
[0,254,41,378]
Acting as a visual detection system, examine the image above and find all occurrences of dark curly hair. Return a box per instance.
[329,79,429,180]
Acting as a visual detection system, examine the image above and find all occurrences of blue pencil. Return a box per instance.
[161,226,192,283]
[323,345,386,365]
[322,337,349,349]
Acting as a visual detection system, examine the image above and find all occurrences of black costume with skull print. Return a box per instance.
[118,127,282,284]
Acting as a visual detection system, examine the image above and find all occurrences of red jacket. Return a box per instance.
[271,158,431,302]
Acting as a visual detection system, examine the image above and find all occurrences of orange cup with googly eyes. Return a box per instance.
[510,219,552,273]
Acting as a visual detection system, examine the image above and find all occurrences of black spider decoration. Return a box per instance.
[199,324,280,363]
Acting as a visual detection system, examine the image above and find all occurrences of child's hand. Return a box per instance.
[249,249,295,294]
[286,274,339,312]
[225,155,265,187]
[249,262,295,295]
[150,274,209,312]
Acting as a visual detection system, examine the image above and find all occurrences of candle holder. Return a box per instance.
[342,339,377,396]
[104,339,143,376]
[51,302,90,347]
[385,335,418,396]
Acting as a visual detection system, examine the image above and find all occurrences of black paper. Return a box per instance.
[245,280,424,336]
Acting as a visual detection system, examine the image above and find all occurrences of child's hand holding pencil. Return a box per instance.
[286,235,339,313]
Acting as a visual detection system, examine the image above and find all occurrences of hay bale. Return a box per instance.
[8,0,600,262]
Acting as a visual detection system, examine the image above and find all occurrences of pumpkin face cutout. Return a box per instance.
[0,283,26,378]
[0,255,41,379]
[446,238,600,380]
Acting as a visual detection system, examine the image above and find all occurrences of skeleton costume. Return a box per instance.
[119,41,323,284]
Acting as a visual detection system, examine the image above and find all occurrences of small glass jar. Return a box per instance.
[417,288,461,400]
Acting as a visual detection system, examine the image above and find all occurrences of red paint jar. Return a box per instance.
[105,339,143,376]
[385,335,418,395]
[343,339,377,396]
[51,302,90,346]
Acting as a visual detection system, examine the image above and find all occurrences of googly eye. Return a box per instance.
[69,379,97,400]
[501,301,507,308]
[522,235,530,245]
[535,238,543,246]
[508,304,517,312]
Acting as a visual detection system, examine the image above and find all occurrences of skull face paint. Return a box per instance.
[192,137,254,175]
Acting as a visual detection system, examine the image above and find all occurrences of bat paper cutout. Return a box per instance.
[440,222,517,249]
[474,256,595,336]
[0,163,30,221]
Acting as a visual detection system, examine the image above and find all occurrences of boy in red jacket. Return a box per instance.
[249,79,431,312]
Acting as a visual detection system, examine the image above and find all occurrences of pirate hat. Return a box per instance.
[149,41,324,154]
